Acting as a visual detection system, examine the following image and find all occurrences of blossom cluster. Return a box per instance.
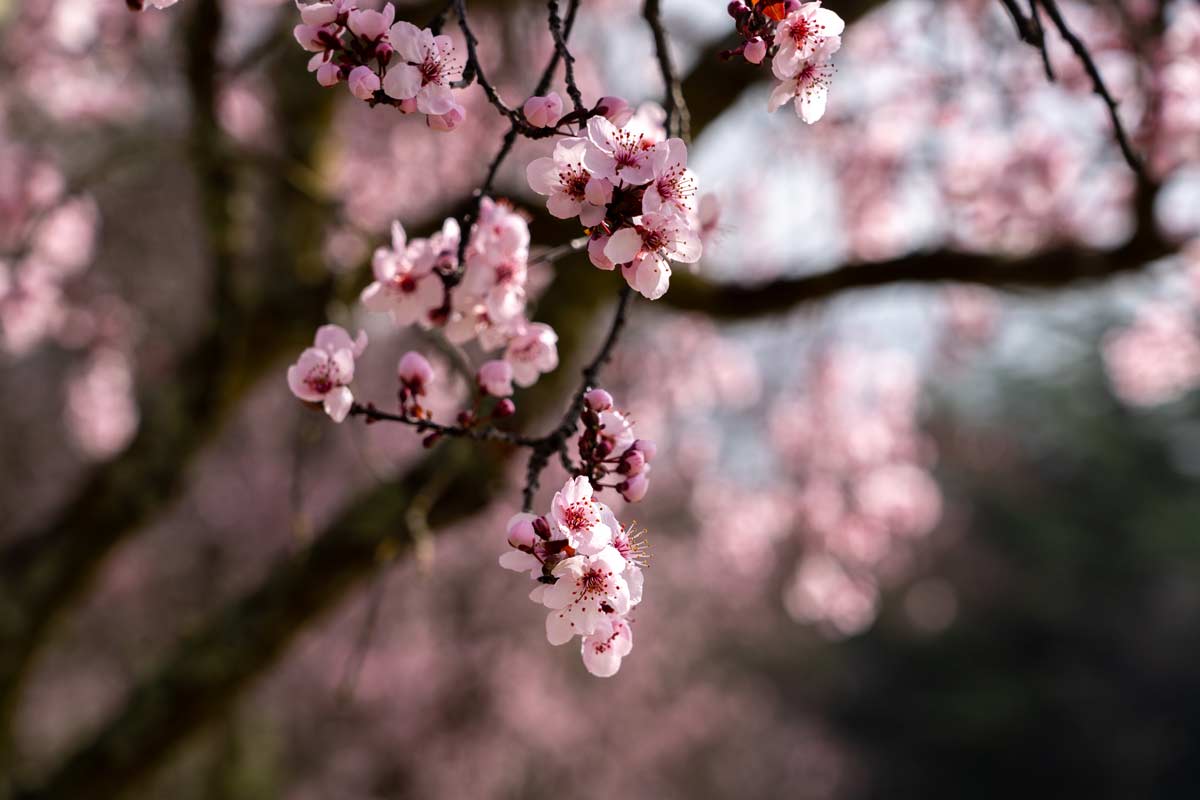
[294,1,466,131]
[725,0,844,123]
[527,104,702,299]
[577,387,656,503]
[288,199,558,429]
[499,474,647,677]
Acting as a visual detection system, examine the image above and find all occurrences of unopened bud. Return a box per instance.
[494,398,516,418]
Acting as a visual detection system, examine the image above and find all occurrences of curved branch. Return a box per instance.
[662,226,1175,320]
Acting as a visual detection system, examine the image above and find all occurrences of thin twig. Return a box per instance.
[642,0,690,140]
[350,402,540,447]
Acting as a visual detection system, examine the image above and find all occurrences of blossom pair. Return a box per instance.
[499,476,646,677]
[767,2,843,124]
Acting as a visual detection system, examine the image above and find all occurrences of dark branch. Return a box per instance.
[642,0,690,140]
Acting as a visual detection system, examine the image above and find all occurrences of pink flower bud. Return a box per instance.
[397,351,434,394]
[494,398,516,418]
[477,359,514,398]
[619,449,646,475]
[532,516,552,539]
[427,104,465,132]
[375,41,393,64]
[315,61,341,87]
[522,93,564,128]
[347,66,381,100]
[619,473,649,502]
[596,96,633,127]
[744,36,767,64]
[506,515,539,549]
[584,388,614,411]
[595,439,613,459]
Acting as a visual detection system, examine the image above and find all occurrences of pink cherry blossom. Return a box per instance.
[505,322,559,387]
[382,22,464,116]
[583,116,657,186]
[286,324,367,423]
[522,92,564,128]
[542,546,630,644]
[772,1,844,77]
[604,212,702,300]
[550,476,613,554]
[643,137,698,217]
[768,55,836,124]
[360,221,445,326]
[477,359,514,398]
[526,138,610,226]
[580,616,633,677]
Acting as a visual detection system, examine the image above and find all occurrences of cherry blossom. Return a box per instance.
[550,476,613,554]
[604,212,701,300]
[583,116,658,186]
[643,137,698,217]
[580,616,634,678]
[504,322,559,387]
[287,324,368,422]
[360,221,445,327]
[769,50,837,124]
[383,21,464,117]
[772,1,844,76]
[526,138,611,227]
[542,546,630,644]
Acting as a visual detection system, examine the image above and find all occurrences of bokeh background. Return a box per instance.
[4,0,1200,797]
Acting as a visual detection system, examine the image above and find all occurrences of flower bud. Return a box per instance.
[315,61,341,87]
[619,449,646,475]
[523,92,564,128]
[375,42,394,65]
[584,388,614,412]
[397,351,434,395]
[347,66,381,101]
[494,398,516,418]
[477,359,514,398]
[619,473,649,502]
[506,515,539,549]
[595,96,633,127]
[532,516,552,539]
[744,36,767,64]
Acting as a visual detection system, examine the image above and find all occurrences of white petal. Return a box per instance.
[323,386,353,422]
[546,611,576,645]
[382,64,421,101]
[604,227,643,265]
